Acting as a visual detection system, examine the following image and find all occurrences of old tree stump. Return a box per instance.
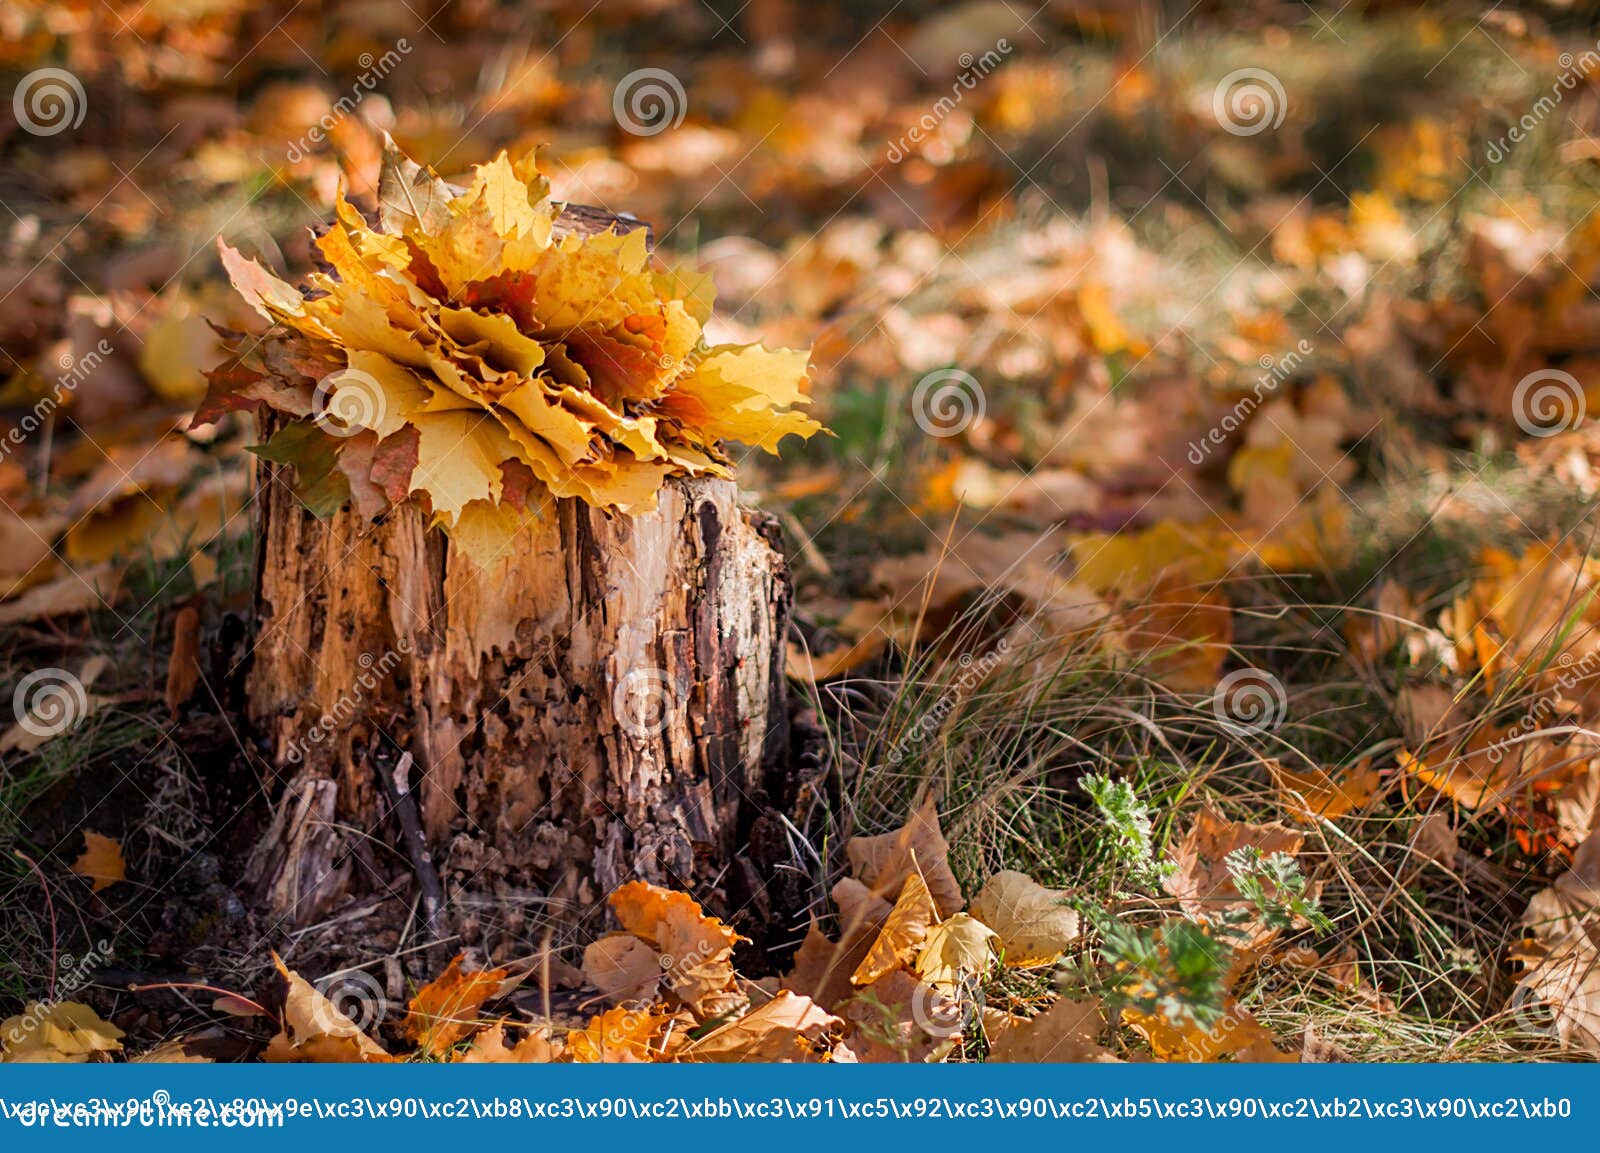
[231,193,806,952]
[245,466,792,945]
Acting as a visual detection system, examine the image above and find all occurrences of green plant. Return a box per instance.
[1224,846,1333,934]
[1082,773,1174,891]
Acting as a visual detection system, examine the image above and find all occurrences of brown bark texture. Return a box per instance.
[242,453,794,946]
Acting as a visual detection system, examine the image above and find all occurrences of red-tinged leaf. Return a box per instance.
[369,426,421,504]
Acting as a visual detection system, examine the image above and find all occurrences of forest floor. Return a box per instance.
[3,0,1600,1062]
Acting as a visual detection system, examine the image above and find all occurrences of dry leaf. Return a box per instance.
[914,913,997,988]
[71,831,125,893]
[1124,1002,1294,1063]
[0,1001,123,1062]
[1300,1025,1354,1062]
[852,871,938,987]
[164,605,202,717]
[1,654,112,754]
[566,1005,676,1063]
[845,797,965,918]
[1515,829,1600,1055]
[608,881,743,1020]
[838,970,963,1063]
[458,1022,559,1063]
[404,953,509,1055]
[1269,758,1383,823]
[583,934,662,1003]
[132,1038,216,1063]
[265,954,391,1063]
[1166,808,1306,944]
[0,564,122,627]
[682,991,840,1062]
[988,997,1119,1063]
[968,871,1081,965]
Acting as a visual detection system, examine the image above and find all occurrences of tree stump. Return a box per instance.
[242,447,794,946]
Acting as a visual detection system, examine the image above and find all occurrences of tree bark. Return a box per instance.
[242,441,793,948]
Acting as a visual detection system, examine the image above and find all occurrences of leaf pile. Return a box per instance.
[0,798,1344,1064]
[198,141,823,564]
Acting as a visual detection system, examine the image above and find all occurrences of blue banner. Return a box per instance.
[0,1063,1589,1150]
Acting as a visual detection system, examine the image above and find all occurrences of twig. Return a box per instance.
[128,982,271,1019]
[373,748,444,944]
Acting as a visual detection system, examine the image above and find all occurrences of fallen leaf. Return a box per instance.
[1516,828,1600,1055]
[609,881,743,1020]
[1166,807,1306,943]
[838,970,964,1063]
[1269,758,1382,823]
[682,991,840,1062]
[988,997,1120,1063]
[0,1001,123,1062]
[914,913,997,988]
[853,871,938,987]
[566,1005,676,1063]
[1,654,113,754]
[968,870,1081,965]
[583,934,663,1003]
[845,797,965,918]
[1300,1025,1353,1062]
[1123,1002,1294,1063]
[71,831,125,893]
[457,1022,560,1063]
[164,605,202,717]
[265,954,391,1063]
[131,1038,215,1063]
[404,953,509,1055]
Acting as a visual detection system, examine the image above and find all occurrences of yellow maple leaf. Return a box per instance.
[71,831,125,893]
[208,143,824,566]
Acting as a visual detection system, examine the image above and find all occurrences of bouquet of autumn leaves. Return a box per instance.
[195,141,823,565]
